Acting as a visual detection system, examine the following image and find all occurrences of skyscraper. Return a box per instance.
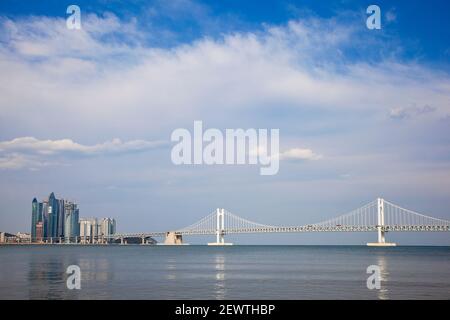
[42,200,49,239]
[99,218,117,237]
[57,198,65,238]
[35,221,43,242]
[31,198,38,241]
[64,201,80,242]
[48,192,59,238]
[79,218,97,243]
[31,193,80,243]
[38,202,43,223]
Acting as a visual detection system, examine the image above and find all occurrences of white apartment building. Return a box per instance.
[79,217,116,243]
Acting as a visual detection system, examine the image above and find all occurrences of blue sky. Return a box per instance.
[1,0,449,63]
[0,0,450,244]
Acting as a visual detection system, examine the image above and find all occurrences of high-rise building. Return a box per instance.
[79,217,116,243]
[79,218,97,243]
[64,201,80,242]
[31,193,80,243]
[31,194,116,244]
[57,198,65,238]
[111,218,116,235]
[42,200,49,239]
[35,222,43,242]
[99,218,116,237]
[38,202,43,224]
[48,192,59,238]
[31,198,38,241]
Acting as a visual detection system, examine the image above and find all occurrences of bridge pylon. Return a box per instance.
[208,208,233,246]
[164,231,183,245]
[367,198,396,247]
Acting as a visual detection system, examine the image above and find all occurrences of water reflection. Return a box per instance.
[28,252,80,299]
[27,250,114,299]
[11,246,448,300]
[165,257,177,280]
[78,257,113,283]
[376,255,389,300]
[28,254,61,299]
[214,254,226,299]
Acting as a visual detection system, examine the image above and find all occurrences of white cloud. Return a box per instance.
[250,146,321,162]
[0,153,61,170]
[0,13,449,181]
[0,153,33,170]
[0,137,167,170]
[0,137,166,155]
[389,104,436,120]
[1,13,449,140]
[1,13,144,59]
[279,148,322,161]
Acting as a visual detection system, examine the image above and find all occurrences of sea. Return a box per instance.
[0,245,449,300]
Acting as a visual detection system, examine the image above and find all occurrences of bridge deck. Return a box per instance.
[111,225,450,239]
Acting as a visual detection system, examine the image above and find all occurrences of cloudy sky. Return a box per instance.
[1,0,450,244]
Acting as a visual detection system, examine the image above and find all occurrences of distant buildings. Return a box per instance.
[0,232,30,244]
[31,192,116,244]
[64,201,80,243]
[79,217,116,243]
[100,217,117,237]
[79,218,96,242]
[16,232,31,242]
[31,193,79,242]
[35,222,43,241]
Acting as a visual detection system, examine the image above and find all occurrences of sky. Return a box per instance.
[0,0,450,245]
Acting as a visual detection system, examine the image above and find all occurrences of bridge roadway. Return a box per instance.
[110,224,450,240]
[85,198,450,245]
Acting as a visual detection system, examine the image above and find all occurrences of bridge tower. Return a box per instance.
[367,198,396,247]
[164,231,183,245]
[208,208,233,246]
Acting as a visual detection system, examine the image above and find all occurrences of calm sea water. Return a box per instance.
[0,245,449,300]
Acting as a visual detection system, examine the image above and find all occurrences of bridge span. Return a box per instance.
[110,198,450,246]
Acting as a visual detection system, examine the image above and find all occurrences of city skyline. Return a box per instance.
[12,193,448,246]
[1,0,450,245]
[27,191,116,243]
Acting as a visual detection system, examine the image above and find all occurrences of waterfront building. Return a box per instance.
[79,217,116,243]
[64,201,80,242]
[31,194,116,244]
[0,232,15,243]
[42,200,49,239]
[48,192,59,238]
[31,193,80,243]
[57,198,65,238]
[31,198,38,241]
[79,218,98,243]
[35,222,43,242]
[99,218,116,237]
[16,232,31,242]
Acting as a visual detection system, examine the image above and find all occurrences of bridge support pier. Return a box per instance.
[367,198,396,247]
[164,232,183,245]
[208,208,233,246]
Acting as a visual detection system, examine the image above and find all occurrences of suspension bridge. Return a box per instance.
[108,198,450,246]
